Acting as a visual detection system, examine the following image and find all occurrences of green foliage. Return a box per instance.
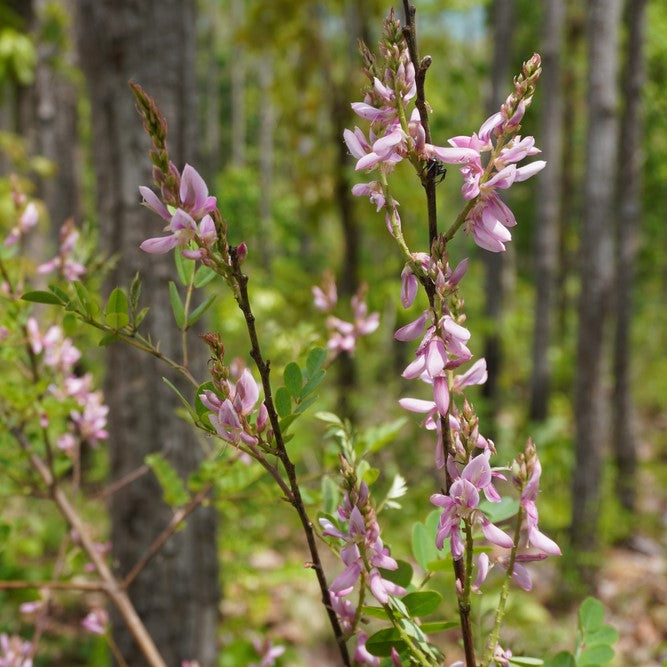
[145,453,190,507]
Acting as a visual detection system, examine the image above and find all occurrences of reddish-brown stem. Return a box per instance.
[230,253,351,667]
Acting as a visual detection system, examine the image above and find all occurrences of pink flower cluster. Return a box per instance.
[26,318,108,452]
[37,219,86,281]
[0,634,32,667]
[320,480,405,660]
[3,202,38,248]
[312,274,379,356]
[199,367,268,447]
[139,164,218,261]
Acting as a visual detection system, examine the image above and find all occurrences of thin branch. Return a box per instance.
[122,483,213,589]
[11,426,167,667]
[91,464,151,501]
[229,251,351,667]
[0,580,107,592]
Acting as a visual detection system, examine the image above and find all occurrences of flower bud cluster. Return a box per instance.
[37,219,86,282]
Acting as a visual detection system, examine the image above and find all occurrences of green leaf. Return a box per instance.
[194,265,216,288]
[585,626,619,646]
[283,362,303,398]
[315,411,342,425]
[145,453,189,506]
[362,467,380,485]
[279,414,299,433]
[361,418,407,454]
[168,281,185,328]
[379,559,412,588]
[130,272,142,310]
[360,605,389,620]
[187,294,216,327]
[274,387,292,418]
[162,377,196,420]
[73,281,96,316]
[294,394,319,415]
[579,597,605,633]
[402,590,442,617]
[22,290,62,305]
[508,658,544,666]
[419,620,458,633]
[98,332,120,346]
[412,521,439,571]
[578,645,614,666]
[301,369,325,397]
[48,284,70,304]
[365,628,406,657]
[480,496,520,523]
[194,382,217,416]
[542,652,576,667]
[306,347,327,375]
[105,287,129,329]
[135,307,150,327]
[321,476,339,515]
[174,249,195,286]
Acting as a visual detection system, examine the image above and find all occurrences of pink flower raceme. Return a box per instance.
[320,483,405,605]
[4,202,38,247]
[0,634,33,667]
[437,115,546,252]
[139,164,218,259]
[37,219,85,281]
[430,451,513,560]
[314,280,379,356]
[200,369,268,446]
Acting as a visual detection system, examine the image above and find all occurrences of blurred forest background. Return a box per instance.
[0,0,665,665]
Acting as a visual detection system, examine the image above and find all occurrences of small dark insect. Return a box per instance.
[426,159,447,185]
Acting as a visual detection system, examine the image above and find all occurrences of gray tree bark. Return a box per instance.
[482,0,514,419]
[230,0,246,168]
[612,0,647,513]
[571,0,622,564]
[529,0,565,421]
[75,2,219,665]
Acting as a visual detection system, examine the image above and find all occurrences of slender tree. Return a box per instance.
[75,2,219,664]
[571,0,622,570]
[482,0,514,418]
[529,0,565,421]
[612,0,647,513]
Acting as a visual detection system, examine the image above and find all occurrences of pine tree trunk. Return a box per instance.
[612,0,646,513]
[529,0,565,421]
[571,0,622,567]
[75,2,219,664]
[482,0,514,419]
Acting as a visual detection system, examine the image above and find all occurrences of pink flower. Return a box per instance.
[4,202,38,247]
[250,639,285,667]
[354,633,380,666]
[140,209,216,257]
[0,633,33,667]
[81,608,108,635]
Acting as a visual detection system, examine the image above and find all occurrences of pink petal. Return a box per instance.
[398,397,435,413]
[139,186,170,220]
[140,235,180,254]
[394,312,427,341]
[515,160,547,182]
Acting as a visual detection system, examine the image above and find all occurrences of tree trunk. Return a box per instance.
[230,0,246,168]
[258,59,274,269]
[75,2,219,665]
[529,0,565,421]
[612,0,646,513]
[571,0,622,568]
[482,0,514,419]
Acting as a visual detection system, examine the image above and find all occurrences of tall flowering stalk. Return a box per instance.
[340,6,559,666]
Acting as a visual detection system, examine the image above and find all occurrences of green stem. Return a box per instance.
[181,271,196,368]
[482,506,524,665]
[381,601,433,667]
